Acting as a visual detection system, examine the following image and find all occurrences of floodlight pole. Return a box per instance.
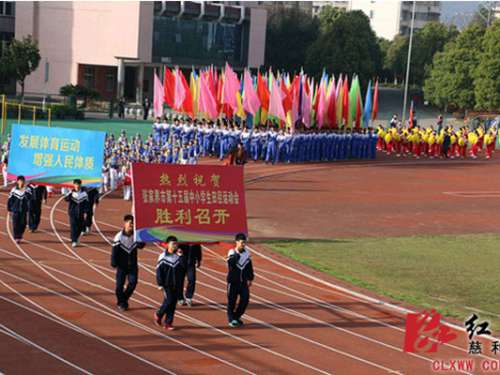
[402,0,416,126]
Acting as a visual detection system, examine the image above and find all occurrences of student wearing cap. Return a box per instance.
[111,214,145,311]
[7,175,31,243]
[64,179,90,248]
[226,233,254,327]
[154,236,185,330]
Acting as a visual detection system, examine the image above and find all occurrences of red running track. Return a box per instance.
[1,158,499,374]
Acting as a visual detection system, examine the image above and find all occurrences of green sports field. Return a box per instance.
[266,234,500,329]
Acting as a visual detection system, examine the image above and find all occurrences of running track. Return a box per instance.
[1,160,498,374]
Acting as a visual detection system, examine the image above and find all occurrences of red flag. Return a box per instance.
[342,78,349,125]
[163,68,175,108]
[371,80,379,120]
[179,70,193,118]
[281,79,293,115]
[327,86,336,129]
[257,72,270,111]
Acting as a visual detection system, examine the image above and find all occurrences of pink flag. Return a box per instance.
[153,71,164,118]
[199,72,218,120]
[174,68,186,111]
[242,70,260,115]
[268,75,286,122]
[317,80,326,128]
[301,77,311,128]
[222,63,239,112]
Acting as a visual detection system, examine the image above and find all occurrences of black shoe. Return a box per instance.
[237,319,244,326]
[118,304,128,311]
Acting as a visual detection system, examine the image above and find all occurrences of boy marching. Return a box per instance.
[111,214,145,311]
[226,233,254,328]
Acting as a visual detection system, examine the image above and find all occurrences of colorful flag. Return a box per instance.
[409,100,414,128]
[268,73,286,122]
[153,71,164,118]
[222,63,240,112]
[174,68,186,111]
[199,72,218,119]
[163,68,175,108]
[372,79,379,121]
[363,80,372,128]
[242,69,260,115]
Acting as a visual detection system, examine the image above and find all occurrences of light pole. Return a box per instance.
[402,0,416,126]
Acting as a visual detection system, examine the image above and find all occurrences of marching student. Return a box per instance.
[177,243,202,306]
[7,176,31,244]
[154,236,185,330]
[121,164,132,201]
[83,186,100,234]
[64,179,90,248]
[226,233,254,328]
[27,183,47,233]
[111,214,145,311]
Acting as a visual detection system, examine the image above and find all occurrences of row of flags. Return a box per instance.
[153,63,379,131]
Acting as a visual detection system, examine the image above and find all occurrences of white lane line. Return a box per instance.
[0,323,93,374]
[0,278,175,374]
[6,210,254,375]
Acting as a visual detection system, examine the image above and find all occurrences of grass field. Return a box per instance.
[266,234,500,329]
[1,117,153,143]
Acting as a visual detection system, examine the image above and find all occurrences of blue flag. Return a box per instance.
[363,80,372,128]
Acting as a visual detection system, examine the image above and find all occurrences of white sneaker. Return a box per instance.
[177,299,186,306]
[186,298,192,306]
[71,242,78,248]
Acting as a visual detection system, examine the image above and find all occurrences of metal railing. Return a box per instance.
[0,94,52,134]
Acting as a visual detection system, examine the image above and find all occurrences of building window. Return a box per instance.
[369,10,374,19]
[5,1,12,15]
[83,66,95,89]
[106,69,115,92]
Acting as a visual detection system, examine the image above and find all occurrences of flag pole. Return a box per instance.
[402,0,416,127]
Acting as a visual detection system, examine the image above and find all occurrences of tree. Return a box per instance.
[423,24,485,111]
[377,37,392,81]
[385,22,458,86]
[473,20,500,111]
[305,10,382,84]
[265,7,319,73]
[1,36,40,99]
[60,84,100,107]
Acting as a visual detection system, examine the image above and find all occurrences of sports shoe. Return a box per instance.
[186,298,192,307]
[153,312,162,326]
[237,319,244,326]
[164,323,175,331]
[15,239,21,244]
[228,320,239,328]
[71,242,78,248]
[118,304,128,311]
[177,299,186,306]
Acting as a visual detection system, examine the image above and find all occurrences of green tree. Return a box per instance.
[265,7,319,73]
[385,22,458,86]
[305,10,381,84]
[473,20,500,111]
[423,23,485,111]
[1,35,40,99]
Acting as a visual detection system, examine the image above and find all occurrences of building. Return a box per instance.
[312,1,349,17]
[349,0,441,40]
[15,1,267,102]
[0,1,16,94]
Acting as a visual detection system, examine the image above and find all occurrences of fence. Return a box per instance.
[0,94,52,134]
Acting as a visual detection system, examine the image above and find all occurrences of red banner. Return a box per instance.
[131,163,247,243]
